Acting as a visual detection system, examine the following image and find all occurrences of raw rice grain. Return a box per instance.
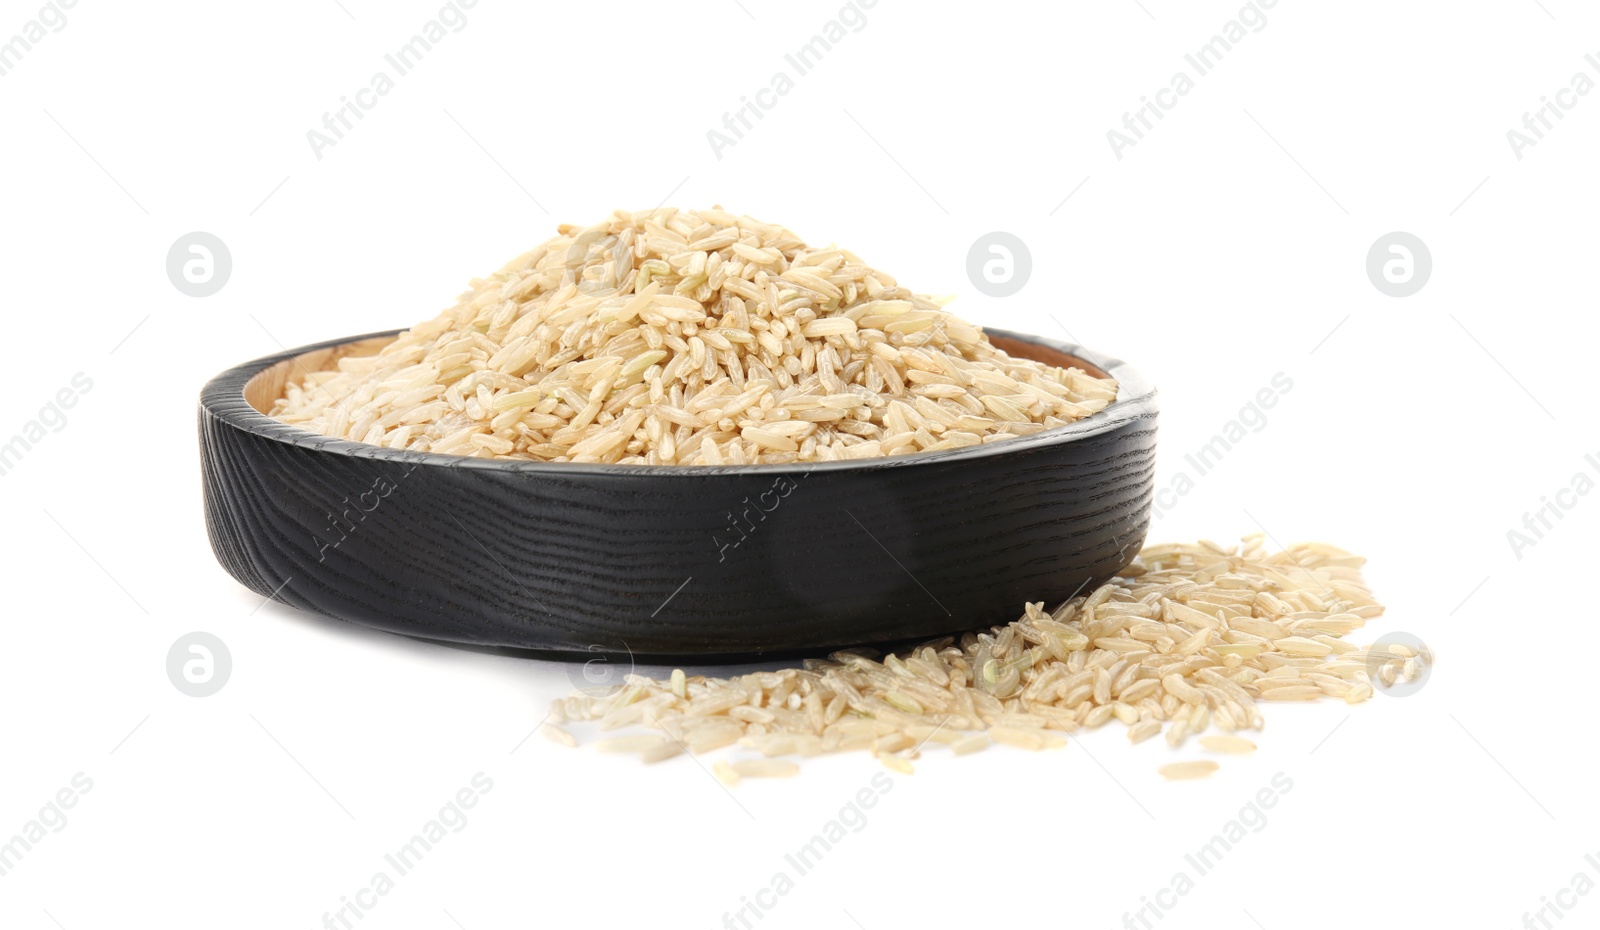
[1159,760,1220,780]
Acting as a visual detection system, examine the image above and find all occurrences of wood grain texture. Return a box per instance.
[199,328,1158,658]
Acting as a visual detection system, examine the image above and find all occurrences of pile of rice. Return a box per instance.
[542,536,1429,780]
[271,208,1119,464]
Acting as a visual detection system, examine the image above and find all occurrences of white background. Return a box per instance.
[2,1,1595,928]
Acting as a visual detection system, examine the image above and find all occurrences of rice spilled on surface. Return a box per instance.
[545,535,1430,778]
[270,207,1118,464]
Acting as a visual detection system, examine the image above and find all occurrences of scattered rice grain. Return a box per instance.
[1159,760,1221,780]
[549,537,1410,778]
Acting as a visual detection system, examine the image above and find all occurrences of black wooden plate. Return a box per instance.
[199,329,1157,657]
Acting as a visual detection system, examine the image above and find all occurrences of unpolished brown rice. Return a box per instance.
[540,722,577,748]
[1198,734,1257,754]
[271,208,1119,464]
[730,759,799,779]
[550,534,1429,778]
[879,754,915,775]
[1158,760,1220,780]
